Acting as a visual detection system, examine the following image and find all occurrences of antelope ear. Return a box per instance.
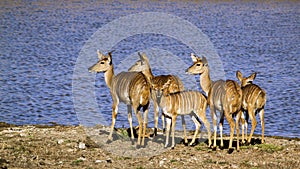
[107,52,112,64]
[191,53,199,62]
[236,70,243,82]
[97,50,105,60]
[139,52,149,65]
[248,72,257,81]
[202,56,208,66]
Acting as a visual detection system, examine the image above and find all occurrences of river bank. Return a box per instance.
[0,123,299,169]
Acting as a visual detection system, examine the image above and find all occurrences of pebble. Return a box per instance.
[57,139,64,144]
[159,158,167,167]
[19,133,26,137]
[78,142,86,149]
[95,160,104,163]
[78,157,86,161]
[231,164,239,169]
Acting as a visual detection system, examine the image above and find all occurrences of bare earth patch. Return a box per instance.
[0,123,299,169]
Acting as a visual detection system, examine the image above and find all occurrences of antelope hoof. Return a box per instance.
[219,146,224,150]
[240,142,246,146]
[180,139,189,146]
[189,142,197,147]
[171,146,175,149]
[227,148,234,154]
[212,146,217,151]
[163,128,166,134]
[153,128,158,137]
[136,144,142,149]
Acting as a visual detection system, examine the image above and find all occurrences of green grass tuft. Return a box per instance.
[257,144,284,153]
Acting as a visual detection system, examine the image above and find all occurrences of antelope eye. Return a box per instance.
[196,63,201,66]
[100,62,105,64]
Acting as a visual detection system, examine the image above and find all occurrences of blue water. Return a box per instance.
[0,1,299,138]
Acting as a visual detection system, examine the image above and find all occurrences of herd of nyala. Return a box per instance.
[88,50,266,154]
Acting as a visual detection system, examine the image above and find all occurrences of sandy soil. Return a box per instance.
[0,122,299,169]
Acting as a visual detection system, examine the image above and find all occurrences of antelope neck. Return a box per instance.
[142,68,154,84]
[104,65,114,89]
[199,67,212,95]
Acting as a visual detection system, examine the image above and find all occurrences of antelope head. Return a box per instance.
[152,79,171,103]
[88,50,112,73]
[152,79,172,100]
[236,70,257,87]
[185,53,208,75]
[128,52,150,72]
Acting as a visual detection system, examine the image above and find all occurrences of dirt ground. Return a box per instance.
[0,122,299,169]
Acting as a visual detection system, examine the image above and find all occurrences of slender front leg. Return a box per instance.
[171,115,177,149]
[236,110,242,152]
[210,105,217,149]
[162,113,165,134]
[181,115,188,144]
[108,104,118,142]
[142,103,150,146]
[198,108,212,147]
[152,92,159,136]
[165,116,171,148]
[247,107,256,144]
[127,105,134,139]
[219,113,225,148]
[259,108,265,144]
[135,109,143,147]
[240,111,245,144]
[190,114,201,146]
[224,111,235,154]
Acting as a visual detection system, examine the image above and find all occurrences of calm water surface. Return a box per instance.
[0,1,299,137]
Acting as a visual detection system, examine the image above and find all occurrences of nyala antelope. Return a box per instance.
[237,71,266,144]
[153,79,212,148]
[88,50,151,147]
[186,53,242,153]
[128,53,188,143]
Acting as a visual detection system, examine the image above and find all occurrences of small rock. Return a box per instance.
[78,157,86,161]
[106,159,112,163]
[231,164,239,169]
[95,160,104,163]
[78,142,86,149]
[20,133,26,137]
[57,139,64,144]
[159,158,167,167]
[159,160,164,167]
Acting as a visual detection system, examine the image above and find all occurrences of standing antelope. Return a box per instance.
[236,71,266,144]
[88,50,151,147]
[128,53,188,143]
[153,79,212,148]
[186,53,242,153]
